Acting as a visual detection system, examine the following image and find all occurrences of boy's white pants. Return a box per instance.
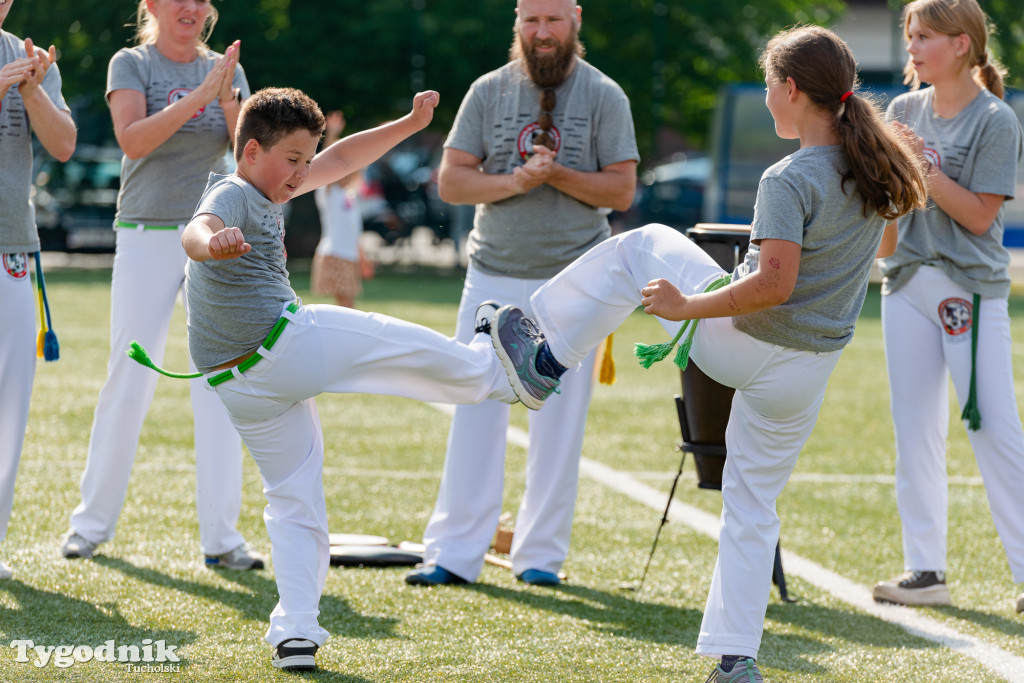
[883,265,1024,582]
[209,303,515,647]
[531,225,842,659]
[421,264,596,581]
[0,254,36,545]
[69,228,246,555]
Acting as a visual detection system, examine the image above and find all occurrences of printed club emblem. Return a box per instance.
[517,121,561,160]
[923,147,941,172]
[168,88,206,120]
[3,253,29,281]
[938,297,972,338]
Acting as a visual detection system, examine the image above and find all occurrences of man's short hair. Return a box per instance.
[234,87,326,159]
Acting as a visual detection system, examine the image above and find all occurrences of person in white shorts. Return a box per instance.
[60,0,262,570]
[0,0,77,581]
[872,0,1024,615]
[489,26,928,683]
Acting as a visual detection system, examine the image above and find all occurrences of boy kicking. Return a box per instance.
[180,87,518,671]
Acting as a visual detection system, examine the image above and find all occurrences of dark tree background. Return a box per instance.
[7,0,1023,162]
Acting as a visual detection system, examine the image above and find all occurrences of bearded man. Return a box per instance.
[407,0,638,587]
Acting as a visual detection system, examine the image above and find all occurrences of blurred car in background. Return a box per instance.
[360,143,453,244]
[34,144,122,252]
[616,154,710,233]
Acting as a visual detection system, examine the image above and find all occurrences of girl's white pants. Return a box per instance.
[69,228,246,555]
[209,303,515,646]
[531,225,842,658]
[421,264,596,581]
[0,254,36,545]
[883,265,1024,582]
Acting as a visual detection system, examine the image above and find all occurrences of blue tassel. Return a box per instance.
[43,330,60,361]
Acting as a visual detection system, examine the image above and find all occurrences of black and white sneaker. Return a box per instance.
[872,570,951,606]
[474,300,501,334]
[271,638,318,671]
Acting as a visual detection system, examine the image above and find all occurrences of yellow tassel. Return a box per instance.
[599,333,616,385]
[34,277,46,358]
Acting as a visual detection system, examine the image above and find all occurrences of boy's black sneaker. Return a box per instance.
[272,638,318,671]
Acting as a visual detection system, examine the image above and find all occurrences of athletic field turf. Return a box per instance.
[2,264,1023,681]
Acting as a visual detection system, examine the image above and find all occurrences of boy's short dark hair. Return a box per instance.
[234,87,326,160]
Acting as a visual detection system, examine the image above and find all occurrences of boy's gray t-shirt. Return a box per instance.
[0,30,70,252]
[446,57,640,279]
[185,174,296,372]
[107,45,250,224]
[880,87,1022,299]
[732,146,886,353]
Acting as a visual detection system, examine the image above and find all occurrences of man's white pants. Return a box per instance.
[69,228,245,555]
[883,265,1024,582]
[422,264,596,581]
[210,303,514,646]
[532,225,842,658]
[0,256,37,544]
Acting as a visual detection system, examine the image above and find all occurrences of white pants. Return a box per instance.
[532,225,842,658]
[209,303,514,646]
[0,254,37,545]
[883,265,1024,582]
[422,264,596,581]
[69,228,245,555]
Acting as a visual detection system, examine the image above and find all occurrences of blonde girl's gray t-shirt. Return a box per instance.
[880,87,1023,299]
[107,44,250,224]
[731,146,886,353]
[185,174,296,372]
[446,57,640,279]
[0,30,70,252]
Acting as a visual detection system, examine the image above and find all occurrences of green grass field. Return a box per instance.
[2,263,1023,682]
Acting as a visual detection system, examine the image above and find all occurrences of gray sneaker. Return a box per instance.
[872,570,951,606]
[474,300,501,335]
[491,305,560,410]
[61,530,98,559]
[704,658,763,682]
[205,543,266,570]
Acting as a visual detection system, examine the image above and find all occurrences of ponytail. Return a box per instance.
[835,94,927,221]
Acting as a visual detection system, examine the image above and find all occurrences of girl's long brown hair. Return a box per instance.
[761,26,927,221]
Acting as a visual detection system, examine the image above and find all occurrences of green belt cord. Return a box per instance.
[961,293,982,431]
[126,303,300,386]
[634,274,732,371]
[114,220,181,230]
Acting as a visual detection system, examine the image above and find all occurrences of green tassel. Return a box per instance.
[633,274,731,370]
[960,294,982,431]
[127,340,202,379]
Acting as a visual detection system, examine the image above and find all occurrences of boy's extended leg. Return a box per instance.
[530,224,723,367]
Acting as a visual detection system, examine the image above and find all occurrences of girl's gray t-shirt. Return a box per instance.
[185,174,296,373]
[0,30,70,252]
[880,87,1022,299]
[732,146,886,353]
[107,44,250,224]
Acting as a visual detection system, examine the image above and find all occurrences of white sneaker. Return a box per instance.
[0,560,12,580]
[1016,592,1023,614]
[61,531,98,559]
[873,570,951,606]
[205,543,266,570]
[271,638,318,671]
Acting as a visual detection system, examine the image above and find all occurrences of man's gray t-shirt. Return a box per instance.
[880,87,1022,299]
[446,57,639,279]
[107,45,250,224]
[0,30,70,252]
[185,174,296,372]
[732,146,886,353]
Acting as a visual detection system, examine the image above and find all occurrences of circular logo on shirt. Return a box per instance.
[168,88,206,120]
[923,147,941,171]
[3,253,29,281]
[518,121,561,160]
[938,297,972,338]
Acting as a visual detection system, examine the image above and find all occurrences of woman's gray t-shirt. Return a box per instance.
[732,146,886,353]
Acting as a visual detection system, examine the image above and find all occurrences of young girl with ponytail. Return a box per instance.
[486,25,927,681]
[873,0,1024,615]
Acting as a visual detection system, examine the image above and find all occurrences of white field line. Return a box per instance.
[427,402,1024,683]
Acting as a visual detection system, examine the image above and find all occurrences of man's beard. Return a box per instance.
[508,23,585,88]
